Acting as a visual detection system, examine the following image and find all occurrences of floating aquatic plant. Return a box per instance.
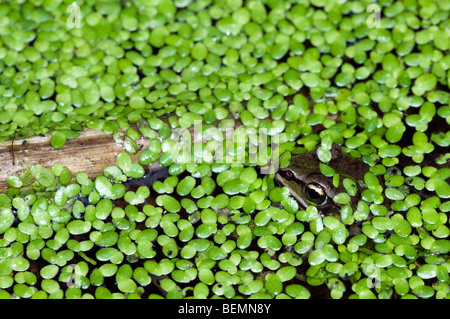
[0,0,449,300]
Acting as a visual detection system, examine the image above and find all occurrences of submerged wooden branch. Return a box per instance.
[0,118,249,194]
[0,95,311,194]
[0,129,149,193]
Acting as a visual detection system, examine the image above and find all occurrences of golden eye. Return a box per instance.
[304,183,327,206]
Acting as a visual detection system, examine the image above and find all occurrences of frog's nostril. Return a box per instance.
[279,169,294,180]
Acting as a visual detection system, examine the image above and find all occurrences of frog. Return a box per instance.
[275,144,370,231]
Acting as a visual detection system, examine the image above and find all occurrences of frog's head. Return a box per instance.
[275,145,368,217]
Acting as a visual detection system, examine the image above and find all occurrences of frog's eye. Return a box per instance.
[304,183,327,206]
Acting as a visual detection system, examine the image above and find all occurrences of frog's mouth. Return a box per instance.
[274,170,309,210]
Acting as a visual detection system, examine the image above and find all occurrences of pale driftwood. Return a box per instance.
[0,129,149,193]
[0,95,310,194]
[0,119,247,193]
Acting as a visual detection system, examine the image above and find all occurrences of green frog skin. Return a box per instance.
[275,144,369,223]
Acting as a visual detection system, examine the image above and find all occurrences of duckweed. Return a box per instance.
[0,0,449,301]
[176,176,196,197]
